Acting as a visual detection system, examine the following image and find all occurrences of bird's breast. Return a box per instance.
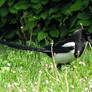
[55,49,76,64]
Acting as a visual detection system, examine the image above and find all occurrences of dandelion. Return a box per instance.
[85,87,89,91]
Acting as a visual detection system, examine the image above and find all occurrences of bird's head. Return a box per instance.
[72,28,92,45]
[72,28,92,58]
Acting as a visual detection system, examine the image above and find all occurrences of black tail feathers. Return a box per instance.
[0,40,50,53]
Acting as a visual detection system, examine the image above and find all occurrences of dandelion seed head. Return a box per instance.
[39,70,42,74]
[73,66,77,69]
[75,76,78,79]
[13,82,18,86]
[80,78,85,82]
[46,80,49,84]
[8,83,11,88]
[45,91,48,92]
[50,88,53,92]
[85,77,87,80]
[89,85,92,88]
[7,63,11,67]
[71,85,74,88]
[90,79,92,82]
[12,70,16,73]
[85,88,89,91]
[88,82,92,85]
[34,82,37,85]
[8,83,14,88]
[45,64,48,68]
[19,89,22,92]
[21,26,23,29]
[50,63,53,68]
[23,88,26,92]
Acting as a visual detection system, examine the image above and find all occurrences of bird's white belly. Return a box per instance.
[55,50,76,64]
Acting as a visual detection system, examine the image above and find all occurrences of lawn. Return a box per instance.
[0,44,92,92]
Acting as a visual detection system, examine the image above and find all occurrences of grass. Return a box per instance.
[0,44,92,92]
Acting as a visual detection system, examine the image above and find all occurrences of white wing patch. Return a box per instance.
[62,42,75,47]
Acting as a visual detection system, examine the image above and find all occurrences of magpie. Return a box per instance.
[0,28,92,66]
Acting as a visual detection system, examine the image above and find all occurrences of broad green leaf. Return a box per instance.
[40,11,48,20]
[0,0,6,7]
[10,18,17,24]
[31,0,39,3]
[0,17,7,27]
[0,8,8,17]
[69,16,77,29]
[14,1,30,10]
[60,26,68,39]
[52,0,60,2]
[8,0,15,6]
[49,13,62,21]
[40,0,48,5]
[88,26,92,33]
[37,32,48,42]
[77,20,91,26]
[28,15,40,22]
[77,12,91,20]
[9,7,18,14]
[6,31,16,39]
[82,0,89,8]
[32,3,43,14]
[70,0,89,12]
[89,6,92,13]
[70,0,82,12]
[32,3,42,9]
[49,27,59,38]
[61,3,72,15]
[1,17,7,23]
[49,8,57,15]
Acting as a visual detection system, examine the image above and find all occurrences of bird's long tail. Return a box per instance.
[0,40,50,53]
